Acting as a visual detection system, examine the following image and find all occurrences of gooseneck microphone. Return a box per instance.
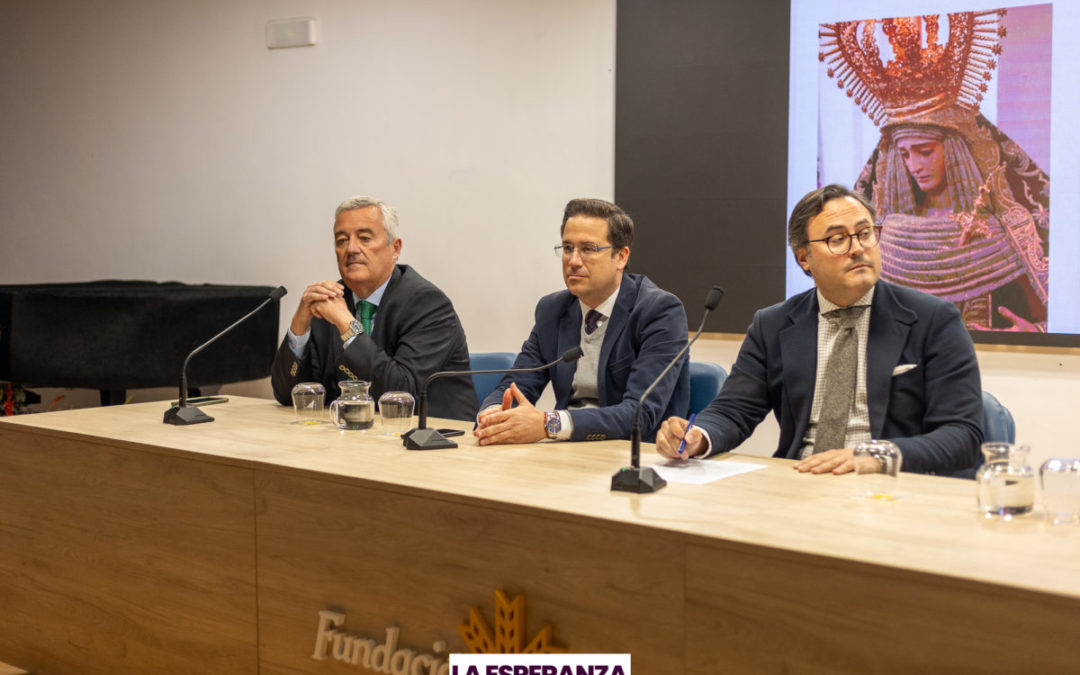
[164,286,287,425]
[612,285,724,493]
[403,346,584,450]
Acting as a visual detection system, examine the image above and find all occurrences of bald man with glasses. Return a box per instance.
[474,198,690,445]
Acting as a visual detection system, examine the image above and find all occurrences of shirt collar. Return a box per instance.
[580,285,621,321]
[817,286,875,315]
[353,274,392,308]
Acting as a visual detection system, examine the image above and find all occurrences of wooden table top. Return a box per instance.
[3,396,1077,601]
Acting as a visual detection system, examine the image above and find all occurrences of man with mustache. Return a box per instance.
[270,196,477,420]
[655,185,983,475]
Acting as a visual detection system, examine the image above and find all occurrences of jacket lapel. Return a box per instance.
[866,281,916,437]
[368,265,402,346]
[554,296,582,407]
[778,290,819,454]
[597,278,637,403]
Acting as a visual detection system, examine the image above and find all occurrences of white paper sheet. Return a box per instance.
[651,459,767,485]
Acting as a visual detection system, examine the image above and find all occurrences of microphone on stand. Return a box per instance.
[403,346,584,451]
[612,286,724,493]
[164,286,287,425]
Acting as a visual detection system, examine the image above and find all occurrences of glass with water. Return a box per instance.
[330,381,375,431]
[976,443,1035,518]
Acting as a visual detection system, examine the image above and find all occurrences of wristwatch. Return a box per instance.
[340,319,364,343]
[544,411,562,439]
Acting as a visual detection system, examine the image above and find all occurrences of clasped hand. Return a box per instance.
[474,383,547,446]
[290,281,353,334]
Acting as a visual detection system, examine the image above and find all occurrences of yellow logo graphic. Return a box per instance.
[458,590,566,654]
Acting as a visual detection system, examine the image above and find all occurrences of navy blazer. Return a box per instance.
[481,273,690,442]
[270,265,478,421]
[696,280,982,474]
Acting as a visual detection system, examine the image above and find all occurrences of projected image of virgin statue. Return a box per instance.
[819,9,1049,331]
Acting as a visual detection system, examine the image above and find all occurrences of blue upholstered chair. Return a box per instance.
[468,352,517,407]
[688,361,728,417]
[951,390,1015,479]
[981,390,1015,445]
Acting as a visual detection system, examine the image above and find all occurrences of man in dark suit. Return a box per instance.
[474,198,689,444]
[270,196,476,420]
[656,184,982,474]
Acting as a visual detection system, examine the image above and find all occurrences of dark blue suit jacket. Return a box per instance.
[481,273,690,442]
[697,280,982,474]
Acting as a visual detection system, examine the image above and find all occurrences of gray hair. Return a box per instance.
[334,196,399,243]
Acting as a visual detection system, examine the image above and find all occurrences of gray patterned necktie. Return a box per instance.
[814,305,868,454]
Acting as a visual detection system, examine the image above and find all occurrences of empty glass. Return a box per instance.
[853,439,903,476]
[851,440,903,501]
[1040,458,1080,525]
[291,382,326,425]
[379,391,416,436]
[976,443,1035,518]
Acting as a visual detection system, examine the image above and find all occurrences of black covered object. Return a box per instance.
[0,280,279,390]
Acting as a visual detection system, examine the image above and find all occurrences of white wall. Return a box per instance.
[2,0,1077,471]
[0,0,615,353]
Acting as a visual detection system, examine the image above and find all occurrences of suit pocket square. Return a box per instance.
[892,363,918,376]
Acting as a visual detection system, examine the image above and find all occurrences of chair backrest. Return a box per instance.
[469,352,517,407]
[951,390,1015,479]
[688,361,728,417]
[981,390,1015,444]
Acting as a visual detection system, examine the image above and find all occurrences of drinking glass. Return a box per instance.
[291,382,326,425]
[379,391,416,436]
[976,443,1035,519]
[852,440,902,501]
[1040,458,1080,525]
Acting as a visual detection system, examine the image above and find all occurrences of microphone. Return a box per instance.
[612,285,724,493]
[402,346,584,450]
[164,286,287,425]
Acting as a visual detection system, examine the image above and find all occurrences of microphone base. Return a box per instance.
[611,466,667,493]
[163,405,215,425]
[402,427,458,451]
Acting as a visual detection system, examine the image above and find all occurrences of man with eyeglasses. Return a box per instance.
[473,198,690,445]
[654,184,982,475]
[270,195,477,420]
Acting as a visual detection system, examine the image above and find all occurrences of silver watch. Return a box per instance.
[340,319,364,343]
[544,411,562,439]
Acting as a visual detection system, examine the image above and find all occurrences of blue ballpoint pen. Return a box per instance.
[677,413,697,455]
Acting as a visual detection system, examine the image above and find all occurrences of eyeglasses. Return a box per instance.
[554,243,614,258]
[806,225,883,255]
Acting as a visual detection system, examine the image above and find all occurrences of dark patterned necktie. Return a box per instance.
[814,305,868,454]
[584,309,602,335]
[358,300,376,334]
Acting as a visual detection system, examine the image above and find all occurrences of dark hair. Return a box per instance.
[788,184,876,249]
[788,185,876,276]
[561,198,634,253]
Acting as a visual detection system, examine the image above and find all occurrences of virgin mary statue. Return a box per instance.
[820,9,1049,331]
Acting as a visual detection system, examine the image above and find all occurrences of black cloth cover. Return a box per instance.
[0,280,279,390]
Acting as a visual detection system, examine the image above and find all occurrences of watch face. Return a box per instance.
[545,412,561,435]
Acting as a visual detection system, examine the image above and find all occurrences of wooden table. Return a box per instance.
[1,397,1077,674]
